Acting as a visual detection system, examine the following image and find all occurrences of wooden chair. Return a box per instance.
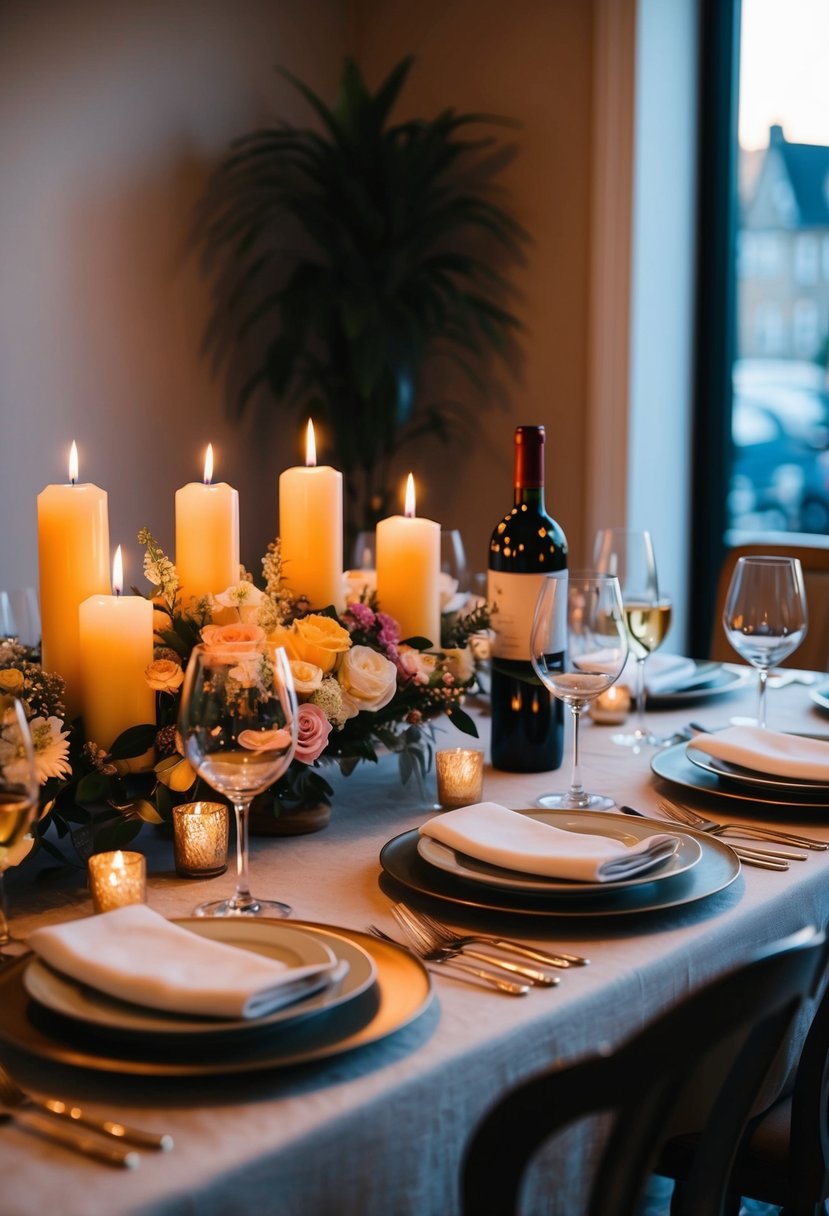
[710,541,829,670]
[460,927,827,1216]
[661,960,829,1216]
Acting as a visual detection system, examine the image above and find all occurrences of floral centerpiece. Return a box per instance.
[5,532,489,869]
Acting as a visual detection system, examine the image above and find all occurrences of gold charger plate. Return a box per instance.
[0,922,432,1077]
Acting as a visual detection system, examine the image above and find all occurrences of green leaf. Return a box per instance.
[400,635,434,650]
[75,772,117,806]
[107,724,157,760]
[444,704,478,737]
[92,819,143,853]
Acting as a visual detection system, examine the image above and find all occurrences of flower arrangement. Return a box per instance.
[9,532,489,868]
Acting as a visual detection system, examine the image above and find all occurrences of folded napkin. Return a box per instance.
[691,726,829,782]
[622,653,698,695]
[420,802,679,883]
[28,904,339,1020]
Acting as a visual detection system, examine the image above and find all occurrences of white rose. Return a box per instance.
[290,659,324,696]
[338,645,398,719]
[442,646,475,684]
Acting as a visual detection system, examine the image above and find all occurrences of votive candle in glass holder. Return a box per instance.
[172,802,229,878]
[436,748,485,810]
[88,850,147,913]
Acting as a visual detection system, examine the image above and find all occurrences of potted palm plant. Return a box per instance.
[195,55,526,540]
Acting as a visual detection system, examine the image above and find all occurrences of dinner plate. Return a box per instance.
[416,818,702,895]
[685,743,829,797]
[23,921,373,1042]
[645,662,751,708]
[380,811,740,918]
[810,684,829,714]
[0,923,432,1077]
[652,741,829,811]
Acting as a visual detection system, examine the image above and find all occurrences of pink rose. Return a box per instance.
[201,623,266,653]
[294,702,333,764]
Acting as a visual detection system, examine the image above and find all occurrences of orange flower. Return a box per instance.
[200,623,265,653]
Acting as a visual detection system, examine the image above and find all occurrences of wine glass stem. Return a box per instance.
[566,705,588,805]
[0,874,9,948]
[229,798,257,913]
[757,669,769,730]
[634,656,647,738]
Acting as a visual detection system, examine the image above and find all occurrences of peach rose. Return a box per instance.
[238,727,293,752]
[200,623,266,653]
[397,646,439,685]
[294,703,333,763]
[282,614,351,673]
[441,646,475,684]
[0,669,24,695]
[338,645,398,719]
[290,659,324,696]
[144,658,184,693]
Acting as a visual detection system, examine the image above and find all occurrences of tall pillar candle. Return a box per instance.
[78,547,154,751]
[376,474,441,644]
[175,444,240,604]
[279,420,343,610]
[37,442,110,720]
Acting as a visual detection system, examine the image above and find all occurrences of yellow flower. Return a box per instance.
[0,669,24,695]
[289,660,324,696]
[154,753,197,792]
[144,658,184,693]
[280,614,351,673]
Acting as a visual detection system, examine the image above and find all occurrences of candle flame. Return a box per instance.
[404,473,416,518]
[113,850,125,870]
[305,419,317,467]
[69,441,78,485]
[112,546,123,596]
[203,443,214,485]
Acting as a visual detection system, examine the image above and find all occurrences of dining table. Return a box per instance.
[2,664,829,1216]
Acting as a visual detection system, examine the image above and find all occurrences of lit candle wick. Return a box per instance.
[203,443,214,486]
[112,546,124,597]
[404,472,416,519]
[69,440,79,486]
[305,418,317,468]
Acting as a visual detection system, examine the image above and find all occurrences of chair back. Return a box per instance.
[460,927,827,1216]
[710,541,829,669]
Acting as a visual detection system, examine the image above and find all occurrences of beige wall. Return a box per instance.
[0,0,595,599]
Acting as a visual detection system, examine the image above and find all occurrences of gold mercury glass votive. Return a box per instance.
[88,850,147,912]
[436,748,485,810]
[172,802,229,878]
[589,683,631,725]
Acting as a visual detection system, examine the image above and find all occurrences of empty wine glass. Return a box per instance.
[593,528,671,749]
[178,641,298,917]
[0,700,39,947]
[530,573,628,810]
[723,555,808,729]
[440,529,469,614]
[351,531,376,571]
[7,588,41,650]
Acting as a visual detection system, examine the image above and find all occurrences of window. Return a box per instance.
[793,298,820,355]
[794,235,820,285]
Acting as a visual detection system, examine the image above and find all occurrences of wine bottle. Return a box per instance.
[487,425,568,771]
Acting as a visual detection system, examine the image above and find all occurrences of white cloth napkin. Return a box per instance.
[419,802,679,883]
[622,653,698,695]
[690,726,829,782]
[28,904,339,1019]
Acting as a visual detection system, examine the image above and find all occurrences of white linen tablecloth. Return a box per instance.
[3,674,829,1216]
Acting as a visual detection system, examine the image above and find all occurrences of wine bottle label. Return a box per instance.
[487,569,566,659]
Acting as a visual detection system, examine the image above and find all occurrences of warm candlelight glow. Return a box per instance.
[69,440,78,485]
[88,849,146,912]
[404,473,416,518]
[204,443,214,485]
[112,545,123,596]
[306,418,317,467]
[436,748,485,809]
[173,802,229,877]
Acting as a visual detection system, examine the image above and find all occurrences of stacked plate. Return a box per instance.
[380,810,740,919]
[652,739,829,812]
[644,661,751,708]
[0,920,432,1077]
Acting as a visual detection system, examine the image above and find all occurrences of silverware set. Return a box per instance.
[0,1062,172,1167]
[369,903,588,996]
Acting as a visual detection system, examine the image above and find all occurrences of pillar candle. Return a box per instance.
[376,474,441,644]
[175,444,240,603]
[78,547,154,750]
[37,442,110,720]
[279,420,343,610]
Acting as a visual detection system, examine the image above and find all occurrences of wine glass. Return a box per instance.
[0,700,39,947]
[178,641,298,917]
[530,573,628,810]
[722,555,808,730]
[593,528,672,749]
[351,531,376,571]
[440,529,469,614]
[7,588,41,650]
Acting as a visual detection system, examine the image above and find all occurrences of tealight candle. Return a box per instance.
[175,444,240,604]
[590,683,631,724]
[37,441,111,720]
[88,850,146,912]
[376,474,440,644]
[436,748,485,810]
[279,419,344,611]
[172,802,229,878]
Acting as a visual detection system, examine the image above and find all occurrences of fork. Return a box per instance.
[655,798,826,850]
[0,1103,140,1168]
[394,903,589,969]
[620,805,791,870]
[0,1064,172,1152]
[367,925,530,995]
[391,905,559,987]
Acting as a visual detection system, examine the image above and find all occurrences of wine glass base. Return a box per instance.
[194,896,292,919]
[611,729,654,750]
[535,792,616,812]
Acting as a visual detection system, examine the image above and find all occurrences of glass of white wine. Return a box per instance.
[723,555,808,729]
[593,528,672,748]
[178,641,298,917]
[530,572,628,810]
[0,699,39,947]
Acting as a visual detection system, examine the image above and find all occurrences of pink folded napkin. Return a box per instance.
[28,904,338,1019]
[419,802,679,882]
[691,726,829,782]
